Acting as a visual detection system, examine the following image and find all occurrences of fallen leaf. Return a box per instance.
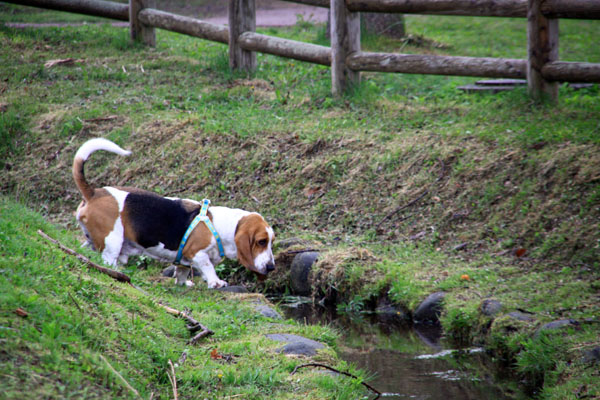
[210,348,222,360]
[515,248,527,258]
[15,308,28,317]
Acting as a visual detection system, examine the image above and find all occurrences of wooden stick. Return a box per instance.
[158,303,214,344]
[99,354,141,398]
[167,360,178,400]
[291,363,381,399]
[37,230,131,284]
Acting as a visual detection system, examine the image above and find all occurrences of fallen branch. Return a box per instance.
[37,230,215,343]
[166,359,178,400]
[291,363,381,399]
[158,303,214,344]
[99,354,141,399]
[37,230,131,284]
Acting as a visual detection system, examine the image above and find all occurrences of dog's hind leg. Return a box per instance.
[101,216,125,267]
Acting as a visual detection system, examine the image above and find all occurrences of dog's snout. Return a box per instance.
[266,262,275,273]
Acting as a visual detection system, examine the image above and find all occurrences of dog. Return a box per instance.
[72,138,275,288]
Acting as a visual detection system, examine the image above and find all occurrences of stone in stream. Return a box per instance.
[413,292,446,324]
[265,333,325,356]
[289,251,319,296]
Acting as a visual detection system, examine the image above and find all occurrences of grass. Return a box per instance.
[1,5,599,399]
[0,197,364,399]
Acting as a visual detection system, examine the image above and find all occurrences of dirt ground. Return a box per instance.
[5,0,328,27]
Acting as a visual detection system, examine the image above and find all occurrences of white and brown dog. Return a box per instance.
[72,138,275,288]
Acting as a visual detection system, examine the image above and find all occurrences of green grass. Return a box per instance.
[0,197,365,399]
[1,6,599,399]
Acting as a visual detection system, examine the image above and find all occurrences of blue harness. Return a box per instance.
[174,199,225,264]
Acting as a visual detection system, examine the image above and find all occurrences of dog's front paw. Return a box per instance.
[185,280,195,287]
[208,279,228,289]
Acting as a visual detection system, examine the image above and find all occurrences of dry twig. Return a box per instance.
[99,354,141,398]
[166,359,178,400]
[37,230,131,283]
[158,303,214,344]
[291,363,381,399]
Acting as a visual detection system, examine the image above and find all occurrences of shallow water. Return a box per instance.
[279,300,518,400]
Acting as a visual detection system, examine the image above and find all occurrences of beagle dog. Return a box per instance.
[72,138,275,288]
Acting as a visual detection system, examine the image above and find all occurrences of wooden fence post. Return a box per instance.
[229,0,256,72]
[527,0,558,101]
[130,0,155,46]
[331,0,360,96]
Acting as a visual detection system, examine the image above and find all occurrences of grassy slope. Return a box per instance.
[0,198,365,399]
[0,5,599,398]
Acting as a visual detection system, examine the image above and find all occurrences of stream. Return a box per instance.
[277,299,521,399]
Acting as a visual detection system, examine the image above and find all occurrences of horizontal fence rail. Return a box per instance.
[347,52,527,78]
[343,0,600,19]
[3,0,600,101]
[4,0,128,20]
[282,0,600,19]
[238,32,331,66]
[138,8,229,44]
[542,61,600,83]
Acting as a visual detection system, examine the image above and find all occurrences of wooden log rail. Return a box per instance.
[137,8,228,44]
[238,32,331,66]
[3,0,600,101]
[347,53,527,78]
[282,0,600,19]
[3,0,128,20]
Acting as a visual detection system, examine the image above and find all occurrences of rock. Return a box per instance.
[413,292,446,324]
[217,285,248,293]
[289,251,319,296]
[582,347,600,365]
[265,333,325,356]
[507,311,535,322]
[538,319,578,332]
[254,304,282,319]
[481,299,503,317]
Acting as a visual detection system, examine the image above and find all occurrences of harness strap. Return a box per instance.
[174,199,225,264]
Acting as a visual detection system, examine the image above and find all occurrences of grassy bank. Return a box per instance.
[0,198,366,399]
[1,4,599,398]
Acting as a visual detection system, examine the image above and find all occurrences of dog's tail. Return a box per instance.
[73,138,131,201]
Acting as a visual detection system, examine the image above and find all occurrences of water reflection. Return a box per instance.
[277,299,517,400]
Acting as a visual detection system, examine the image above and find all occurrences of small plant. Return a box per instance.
[516,331,566,392]
[337,295,365,315]
[441,307,477,348]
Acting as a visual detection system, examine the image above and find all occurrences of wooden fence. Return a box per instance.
[4,0,600,101]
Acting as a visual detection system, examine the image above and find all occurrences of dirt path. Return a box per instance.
[4,0,328,28]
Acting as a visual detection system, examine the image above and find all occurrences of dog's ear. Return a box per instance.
[234,226,254,270]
